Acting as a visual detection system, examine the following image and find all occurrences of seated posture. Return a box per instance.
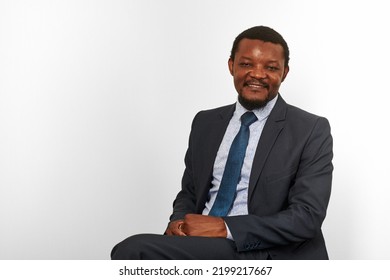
[111,26,333,260]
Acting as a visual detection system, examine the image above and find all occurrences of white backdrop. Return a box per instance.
[1,0,389,259]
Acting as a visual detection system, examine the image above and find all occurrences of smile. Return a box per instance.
[245,82,268,89]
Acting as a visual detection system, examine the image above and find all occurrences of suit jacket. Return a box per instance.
[170,95,333,260]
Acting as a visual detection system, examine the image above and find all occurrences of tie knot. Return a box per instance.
[241,111,257,127]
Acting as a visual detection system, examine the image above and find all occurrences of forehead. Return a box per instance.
[235,38,285,62]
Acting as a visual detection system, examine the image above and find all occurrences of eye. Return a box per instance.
[266,66,279,71]
[239,62,251,67]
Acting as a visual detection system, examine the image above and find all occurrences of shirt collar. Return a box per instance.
[235,94,278,122]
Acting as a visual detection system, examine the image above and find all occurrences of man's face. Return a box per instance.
[228,38,289,110]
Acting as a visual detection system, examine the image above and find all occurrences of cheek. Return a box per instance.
[270,75,284,87]
[233,76,244,87]
[233,71,246,83]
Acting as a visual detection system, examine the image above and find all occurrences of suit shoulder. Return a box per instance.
[286,103,329,124]
[193,104,235,121]
[197,104,234,115]
[283,103,332,138]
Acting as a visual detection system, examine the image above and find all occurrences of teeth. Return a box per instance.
[246,81,268,88]
[248,84,264,88]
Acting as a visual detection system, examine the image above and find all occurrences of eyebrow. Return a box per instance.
[267,60,281,64]
[239,56,253,60]
[238,56,281,64]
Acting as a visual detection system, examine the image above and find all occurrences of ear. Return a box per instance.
[281,65,289,82]
[228,58,234,76]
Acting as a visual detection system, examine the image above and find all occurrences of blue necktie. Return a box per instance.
[209,111,258,217]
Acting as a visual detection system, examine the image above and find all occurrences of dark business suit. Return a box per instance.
[111,95,333,260]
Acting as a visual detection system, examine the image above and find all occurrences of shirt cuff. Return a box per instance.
[224,222,234,240]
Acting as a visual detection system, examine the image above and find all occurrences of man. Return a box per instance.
[111,26,333,260]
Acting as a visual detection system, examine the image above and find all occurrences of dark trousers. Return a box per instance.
[111,234,269,260]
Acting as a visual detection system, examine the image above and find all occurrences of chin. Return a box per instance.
[238,95,270,110]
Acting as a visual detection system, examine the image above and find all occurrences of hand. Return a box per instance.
[181,214,227,238]
[165,219,186,236]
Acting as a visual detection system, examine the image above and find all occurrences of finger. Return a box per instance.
[169,227,187,236]
[176,230,187,236]
[175,222,187,236]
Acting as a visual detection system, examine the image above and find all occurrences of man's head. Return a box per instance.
[228,26,290,110]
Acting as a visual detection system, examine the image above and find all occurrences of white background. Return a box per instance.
[0,0,389,259]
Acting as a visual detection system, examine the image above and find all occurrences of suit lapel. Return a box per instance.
[248,96,287,200]
[196,104,235,212]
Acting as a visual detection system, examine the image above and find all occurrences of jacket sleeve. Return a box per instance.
[169,113,200,222]
[224,117,333,252]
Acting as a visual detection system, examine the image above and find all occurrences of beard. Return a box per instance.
[238,93,273,111]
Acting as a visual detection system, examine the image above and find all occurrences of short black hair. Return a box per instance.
[230,26,290,67]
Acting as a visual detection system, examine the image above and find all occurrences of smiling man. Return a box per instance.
[111,26,333,260]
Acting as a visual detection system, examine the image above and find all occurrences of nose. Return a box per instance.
[249,67,266,79]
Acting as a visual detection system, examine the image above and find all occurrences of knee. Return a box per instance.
[111,234,153,260]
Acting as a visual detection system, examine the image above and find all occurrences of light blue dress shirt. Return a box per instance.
[202,95,278,238]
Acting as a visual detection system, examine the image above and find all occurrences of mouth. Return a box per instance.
[244,80,269,90]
